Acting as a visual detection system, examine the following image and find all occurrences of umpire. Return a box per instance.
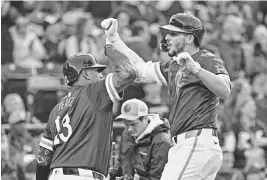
[116,99,172,180]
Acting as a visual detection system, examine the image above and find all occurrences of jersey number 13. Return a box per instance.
[54,114,72,145]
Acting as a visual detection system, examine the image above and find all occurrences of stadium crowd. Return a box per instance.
[1,1,267,180]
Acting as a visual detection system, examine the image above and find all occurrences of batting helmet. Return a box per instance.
[63,54,107,86]
[160,13,205,49]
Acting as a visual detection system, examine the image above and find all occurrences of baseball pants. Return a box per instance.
[160,129,223,180]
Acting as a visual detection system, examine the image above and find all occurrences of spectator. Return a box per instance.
[243,25,267,79]
[129,21,154,62]
[65,14,102,59]
[155,1,184,22]
[1,1,15,65]
[114,10,132,41]
[7,110,37,180]
[252,73,267,126]
[135,1,166,25]
[217,100,236,153]
[241,4,256,41]
[215,151,245,180]
[42,22,65,64]
[9,16,46,68]
[2,93,40,124]
[232,99,267,171]
[2,93,26,124]
[212,15,246,80]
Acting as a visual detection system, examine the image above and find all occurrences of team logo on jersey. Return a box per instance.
[124,104,131,113]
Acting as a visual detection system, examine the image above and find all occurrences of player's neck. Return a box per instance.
[73,80,93,87]
[184,46,199,56]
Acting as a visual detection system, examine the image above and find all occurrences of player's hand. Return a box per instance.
[101,18,119,43]
[135,114,163,143]
[173,52,201,74]
[108,166,119,178]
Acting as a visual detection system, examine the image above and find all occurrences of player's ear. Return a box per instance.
[82,69,91,80]
[186,35,194,45]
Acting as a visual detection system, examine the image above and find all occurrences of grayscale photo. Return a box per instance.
[1,1,267,180]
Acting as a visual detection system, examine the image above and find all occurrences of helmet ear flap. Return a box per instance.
[63,63,80,86]
[159,35,170,52]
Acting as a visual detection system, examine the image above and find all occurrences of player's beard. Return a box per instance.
[168,40,186,57]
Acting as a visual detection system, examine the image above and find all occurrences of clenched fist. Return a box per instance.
[173,52,201,74]
[101,18,119,43]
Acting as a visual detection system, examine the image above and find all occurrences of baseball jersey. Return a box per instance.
[151,50,229,136]
[38,74,122,176]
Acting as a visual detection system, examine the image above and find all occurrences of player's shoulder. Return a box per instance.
[87,78,106,91]
[198,49,225,65]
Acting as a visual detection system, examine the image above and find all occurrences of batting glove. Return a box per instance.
[173,52,201,74]
[101,18,119,43]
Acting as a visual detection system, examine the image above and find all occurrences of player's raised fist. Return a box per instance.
[173,52,190,66]
[175,52,201,74]
[101,18,119,43]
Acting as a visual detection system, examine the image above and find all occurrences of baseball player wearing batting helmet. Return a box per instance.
[36,49,137,179]
[102,13,231,180]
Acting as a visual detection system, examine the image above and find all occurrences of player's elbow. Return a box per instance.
[219,86,231,99]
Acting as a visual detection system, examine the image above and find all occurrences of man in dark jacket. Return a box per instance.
[115,98,172,180]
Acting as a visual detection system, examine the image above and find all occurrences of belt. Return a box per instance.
[172,128,217,144]
[50,167,105,180]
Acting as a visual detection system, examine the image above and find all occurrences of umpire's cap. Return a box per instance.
[160,13,205,47]
[116,99,151,121]
[63,54,107,86]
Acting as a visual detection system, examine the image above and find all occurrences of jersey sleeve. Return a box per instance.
[87,74,123,111]
[39,117,54,151]
[137,60,170,86]
[203,56,229,75]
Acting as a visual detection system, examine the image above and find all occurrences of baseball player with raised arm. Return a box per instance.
[101,13,231,180]
[36,47,137,179]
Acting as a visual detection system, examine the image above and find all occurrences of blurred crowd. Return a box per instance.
[1,1,267,180]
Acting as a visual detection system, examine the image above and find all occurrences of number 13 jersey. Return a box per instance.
[39,74,122,176]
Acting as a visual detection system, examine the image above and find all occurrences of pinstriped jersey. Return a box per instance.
[151,50,230,136]
[39,74,122,176]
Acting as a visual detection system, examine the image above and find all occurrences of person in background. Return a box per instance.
[211,15,246,80]
[7,110,37,180]
[215,151,245,180]
[252,73,267,127]
[115,99,171,180]
[129,21,154,62]
[2,93,40,124]
[114,10,132,41]
[243,25,267,79]
[65,13,100,59]
[232,99,267,174]
[42,22,65,64]
[9,16,46,69]
[1,1,15,65]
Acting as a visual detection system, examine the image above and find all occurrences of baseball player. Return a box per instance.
[36,46,137,179]
[102,13,231,180]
